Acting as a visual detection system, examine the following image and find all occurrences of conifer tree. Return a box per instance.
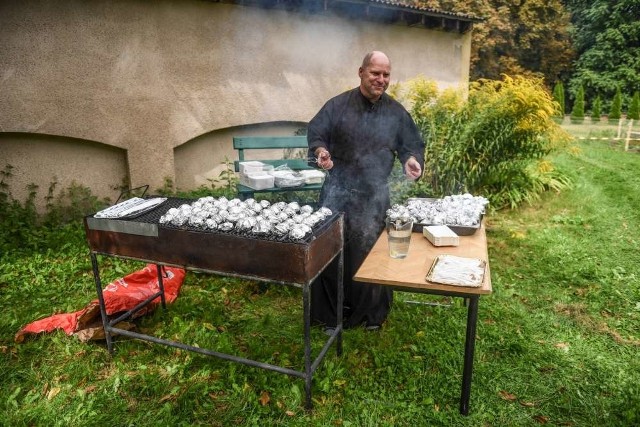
[628,91,640,120]
[552,81,565,117]
[571,85,585,123]
[609,87,622,121]
[590,96,601,122]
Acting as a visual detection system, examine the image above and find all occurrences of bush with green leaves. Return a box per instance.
[628,91,640,120]
[609,86,622,121]
[390,75,572,209]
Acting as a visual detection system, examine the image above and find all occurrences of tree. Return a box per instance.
[570,85,585,123]
[609,86,622,122]
[553,81,565,117]
[565,0,640,113]
[590,96,602,122]
[629,91,640,121]
[435,0,574,86]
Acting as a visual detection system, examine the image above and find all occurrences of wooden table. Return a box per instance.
[354,224,491,415]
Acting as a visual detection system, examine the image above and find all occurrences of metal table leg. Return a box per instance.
[460,295,479,415]
[336,248,344,356]
[303,281,313,410]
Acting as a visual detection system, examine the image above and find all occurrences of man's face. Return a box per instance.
[358,55,391,102]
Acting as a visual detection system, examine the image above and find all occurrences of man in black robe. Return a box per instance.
[307,51,425,330]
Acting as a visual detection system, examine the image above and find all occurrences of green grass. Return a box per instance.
[1,138,639,426]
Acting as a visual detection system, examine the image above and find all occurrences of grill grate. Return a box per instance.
[114,197,337,244]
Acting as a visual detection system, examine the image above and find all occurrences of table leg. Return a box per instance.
[90,253,113,354]
[303,281,313,410]
[460,295,479,415]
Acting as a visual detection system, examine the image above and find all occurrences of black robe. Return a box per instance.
[307,88,425,328]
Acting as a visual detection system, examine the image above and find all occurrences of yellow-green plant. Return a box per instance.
[395,75,572,209]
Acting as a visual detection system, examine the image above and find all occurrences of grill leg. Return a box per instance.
[90,253,113,354]
[336,248,344,356]
[460,295,479,415]
[302,281,313,410]
[156,264,167,310]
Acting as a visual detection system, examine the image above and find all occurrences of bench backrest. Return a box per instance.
[233,136,312,172]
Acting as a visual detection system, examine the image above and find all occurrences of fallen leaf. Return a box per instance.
[520,400,536,407]
[84,385,97,394]
[47,387,61,401]
[499,390,517,401]
[554,342,570,351]
[259,391,270,406]
[159,394,175,403]
[285,410,295,416]
[533,414,549,424]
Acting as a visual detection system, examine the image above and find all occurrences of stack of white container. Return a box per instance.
[238,161,325,190]
[238,161,275,190]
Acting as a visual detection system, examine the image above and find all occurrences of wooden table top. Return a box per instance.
[354,224,492,296]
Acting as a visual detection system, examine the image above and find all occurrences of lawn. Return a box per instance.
[1,134,639,425]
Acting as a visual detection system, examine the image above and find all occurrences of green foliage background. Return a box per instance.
[390,75,572,209]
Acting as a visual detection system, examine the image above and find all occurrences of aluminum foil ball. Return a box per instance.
[300,205,314,215]
[318,207,332,217]
[236,217,254,231]
[205,218,218,230]
[171,214,188,226]
[273,222,291,236]
[287,202,300,212]
[289,223,312,240]
[189,216,205,228]
[283,207,296,217]
[218,221,234,232]
[259,200,271,209]
[278,212,290,222]
[159,213,173,224]
[303,214,321,227]
[252,219,272,235]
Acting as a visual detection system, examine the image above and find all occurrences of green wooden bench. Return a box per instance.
[233,136,324,200]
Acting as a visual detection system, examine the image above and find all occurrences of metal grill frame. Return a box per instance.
[85,202,344,410]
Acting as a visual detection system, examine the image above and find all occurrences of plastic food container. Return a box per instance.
[299,170,325,185]
[239,173,275,190]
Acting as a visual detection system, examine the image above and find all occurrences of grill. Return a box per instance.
[85,197,344,284]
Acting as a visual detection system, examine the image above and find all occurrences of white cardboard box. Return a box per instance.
[423,225,459,247]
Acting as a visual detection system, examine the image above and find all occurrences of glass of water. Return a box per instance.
[386,218,414,259]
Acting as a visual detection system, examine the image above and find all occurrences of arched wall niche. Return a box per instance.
[0,132,128,212]
[174,121,308,191]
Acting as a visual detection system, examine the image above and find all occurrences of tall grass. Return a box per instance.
[1,139,639,426]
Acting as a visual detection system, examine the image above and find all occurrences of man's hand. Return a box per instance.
[315,148,334,170]
[404,156,422,180]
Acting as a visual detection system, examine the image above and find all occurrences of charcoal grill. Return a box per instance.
[84,197,344,409]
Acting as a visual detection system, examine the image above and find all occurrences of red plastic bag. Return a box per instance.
[15,264,186,343]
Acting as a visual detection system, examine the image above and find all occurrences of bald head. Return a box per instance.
[361,51,391,70]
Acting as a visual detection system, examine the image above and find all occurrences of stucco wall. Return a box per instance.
[0,0,472,208]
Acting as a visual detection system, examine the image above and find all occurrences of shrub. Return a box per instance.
[609,87,622,121]
[590,96,602,122]
[628,91,640,120]
[392,75,572,209]
[570,85,585,122]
